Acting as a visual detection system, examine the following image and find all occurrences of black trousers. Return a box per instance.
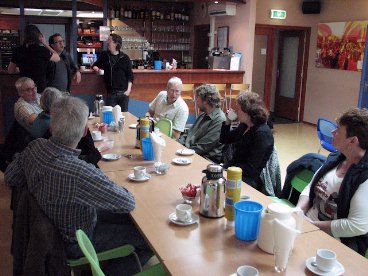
[106,90,129,112]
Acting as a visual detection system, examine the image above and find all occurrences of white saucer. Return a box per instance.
[128,173,151,182]
[176,148,195,156]
[305,256,344,276]
[93,138,104,142]
[172,157,192,165]
[129,123,138,129]
[102,153,121,161]
[169,212,199,226]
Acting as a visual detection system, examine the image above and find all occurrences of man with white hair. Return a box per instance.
[14,77,42,130]
[148,76,189,139]
[5,97,152,274]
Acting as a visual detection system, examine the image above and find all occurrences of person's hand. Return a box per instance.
[92,66,99,73]
[124,88,131,96]
[74,71,82,84]
[39,33,46,45]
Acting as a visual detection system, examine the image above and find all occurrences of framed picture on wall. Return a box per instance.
[217,26,229,49]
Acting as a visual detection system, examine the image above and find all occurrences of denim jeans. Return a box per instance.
[65,212,153,276]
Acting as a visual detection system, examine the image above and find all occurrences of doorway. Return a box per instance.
[253,25,310,122]
[193,24,210,69]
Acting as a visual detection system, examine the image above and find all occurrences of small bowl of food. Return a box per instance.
[180,183,200,204]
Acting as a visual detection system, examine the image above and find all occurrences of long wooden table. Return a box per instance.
[94,113,368,275]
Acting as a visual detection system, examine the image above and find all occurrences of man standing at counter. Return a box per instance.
[92,34,133,112]
[178,84,225,163]
[47,33,81,92]
[148,76,189,139]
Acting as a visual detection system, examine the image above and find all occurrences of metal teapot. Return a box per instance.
[199,164,226,218]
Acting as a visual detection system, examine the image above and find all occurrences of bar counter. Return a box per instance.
[72,69,245,102]
[0,69,244,142]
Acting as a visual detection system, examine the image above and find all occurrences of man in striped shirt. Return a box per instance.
[5,96,152,274]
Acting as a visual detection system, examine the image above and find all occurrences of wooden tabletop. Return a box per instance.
[97,112,366,275]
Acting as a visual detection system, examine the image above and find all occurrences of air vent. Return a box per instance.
[40,10,63,16]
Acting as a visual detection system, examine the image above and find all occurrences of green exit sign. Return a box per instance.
[270,9,287,19]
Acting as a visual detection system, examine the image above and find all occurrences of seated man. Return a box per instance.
[5,97,152,274]
[14,77,42,130]
[178,84,225,163]
[148,76,189,139]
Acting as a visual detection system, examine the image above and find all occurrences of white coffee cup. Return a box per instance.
[316,249,337,272]
[237,265,259,276]
[227,109,238,121]
[91,130,102,140]
[80,65,86,71]
[175,204,192,222]
[99,69,104,75]
[134,166,147,180]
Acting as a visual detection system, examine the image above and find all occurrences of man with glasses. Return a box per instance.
[14,77,42,129]
[47,33,81,92]
[148,76,189,139]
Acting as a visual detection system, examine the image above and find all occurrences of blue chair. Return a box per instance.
[317,118,337,153]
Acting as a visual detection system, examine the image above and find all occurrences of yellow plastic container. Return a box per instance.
[225,167,242,222]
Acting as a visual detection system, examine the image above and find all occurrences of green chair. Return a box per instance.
[75,229,167,276]
[155,118,173,138]
[270,169,314,207]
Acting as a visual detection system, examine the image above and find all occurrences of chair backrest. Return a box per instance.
[230,83,250,92]
[156,118,173,138]
[290,169,314,193]
[213,83,227,96]
[317,118,336,145]
[181,83,194,93]
[180,84,195,100]
[76,229,105,276]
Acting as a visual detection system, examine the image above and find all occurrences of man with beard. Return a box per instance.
[178,84,225,163]
[47,33,81,92]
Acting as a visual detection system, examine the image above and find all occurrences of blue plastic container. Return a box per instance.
[141,137,155,160]
[102,110,113,125]
[154,60,162,70]
[234,200,263,241]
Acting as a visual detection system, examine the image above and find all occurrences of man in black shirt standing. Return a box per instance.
[92,34,134,112]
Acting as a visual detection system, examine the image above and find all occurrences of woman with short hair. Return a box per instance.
[220,91,274,191]
[297,108,368,256]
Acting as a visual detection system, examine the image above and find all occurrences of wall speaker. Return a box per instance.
[302,1,321,14]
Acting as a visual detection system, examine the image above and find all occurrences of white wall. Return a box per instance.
[256,0,368,124]
[192,1,256,84]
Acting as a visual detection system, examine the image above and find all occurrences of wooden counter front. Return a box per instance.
[72,69,245,103]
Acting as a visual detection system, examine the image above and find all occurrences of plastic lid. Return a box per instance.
[267,203,291,214]
[227,166,242,180]
[102,106,113,111]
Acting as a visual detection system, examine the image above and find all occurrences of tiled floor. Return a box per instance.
[0,122,329,274]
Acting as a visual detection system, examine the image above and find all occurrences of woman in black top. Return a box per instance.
[92,34,134,112]
[8,24,59,93]
[220,91,274,191]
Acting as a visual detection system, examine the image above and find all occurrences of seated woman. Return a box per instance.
[297,108,368,256]
[220,91,274,191]
[28,87,102,168]
[28,87,63,138]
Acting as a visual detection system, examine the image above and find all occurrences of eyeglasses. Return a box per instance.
[22,85,37,92]
[53,40,64,44]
